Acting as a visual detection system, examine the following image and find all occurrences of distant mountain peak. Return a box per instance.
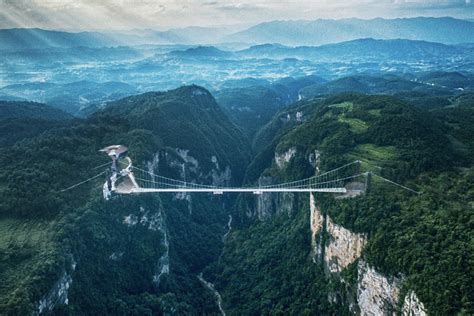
[228,17,474,46]
[169,45,231,58]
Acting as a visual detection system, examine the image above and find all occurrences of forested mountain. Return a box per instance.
[215,75,326,138]
[169,46,232,59]
[0,86,250,314]
[0,77,473,315]
[0,101,71,147]
[237,39,472,61]
[0,101,71,120]
[210,93,474,314]
[4,17,474,50]
[299,75,453,99]
[0,82,138,116]
[2,0,474,313]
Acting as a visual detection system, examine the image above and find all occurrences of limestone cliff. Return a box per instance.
[357,260,401,315]
[255,175,294,220]
[275,147,296,169]
[325,217,367,273]
[310,193,324,262]
[309,193,427,315]
[309,193,366,272]
[357,261,429,316]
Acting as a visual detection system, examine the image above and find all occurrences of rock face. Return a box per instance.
[308,150,321,174]
[325,217,367,273]
[173,148,200,179]
[210,165,232,187]
[310,193,324,262]
[357,260,401,315]
[309,193,366,272]
[36,258,76,314]
[255,175,295,220]
[402,291,428,316]
[153,207,169,286]
[275,147,296,169]
[309,193,427,315]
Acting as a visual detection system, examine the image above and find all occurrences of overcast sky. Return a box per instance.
[0,0,473,31]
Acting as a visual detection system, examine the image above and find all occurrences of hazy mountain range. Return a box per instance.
[228,17,474,46]
[1,17,474,50]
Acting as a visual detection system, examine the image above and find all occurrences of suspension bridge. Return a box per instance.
[60,145,419,198]
[95,145,371,200]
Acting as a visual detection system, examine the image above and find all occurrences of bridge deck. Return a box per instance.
[131,188,347,194]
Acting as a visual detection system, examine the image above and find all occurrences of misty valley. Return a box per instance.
[0,16,473,316]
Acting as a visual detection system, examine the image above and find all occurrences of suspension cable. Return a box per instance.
[59,170,107,193]
[370,173,420,195]
[93,161,112,169]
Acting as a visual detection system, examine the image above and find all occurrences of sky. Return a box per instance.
[0,0,473,31]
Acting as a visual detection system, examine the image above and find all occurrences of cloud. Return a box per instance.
[0,0,472,30]
[215,2,267,11]
[391,0,473,10]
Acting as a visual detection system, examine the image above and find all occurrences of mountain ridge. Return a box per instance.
[229,17,474,46]
[2,17,474,50]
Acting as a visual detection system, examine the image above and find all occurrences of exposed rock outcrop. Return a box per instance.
[402,291,428,316]
[151,207,170,286]
[174,148,199,177]
[325,217,367,273]
[275,147,296,169]
[310,193,324,262]
[198,273,226,316]
[357,260,401,315]
[210,165,232,187]
[309,193,366,273]
[308,150,321,174]
[309,193,427,315]
[122,204,170,286]
[255,176,295,220]
[36,258,76,314]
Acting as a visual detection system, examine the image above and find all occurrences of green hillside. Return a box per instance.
[213,93,474,315]
[0,86,250,314]
[215,76,325,140]
[1,86,473,315]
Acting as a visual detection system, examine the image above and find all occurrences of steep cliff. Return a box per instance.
[357,260,401,315]
[309,193,367,273]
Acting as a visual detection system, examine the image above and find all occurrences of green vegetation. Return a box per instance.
[0,86,249,315]
[216,91,474,315]
[0,218,61,314]
[105,86,250,184]
[215,85,292,139]
[0,101,72,121]
[213,199,347,315]
[350,144,396,166]
[215,76,324,141]
[0,101,72,148]
[1,81,473,314]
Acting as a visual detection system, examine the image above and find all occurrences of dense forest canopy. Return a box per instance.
[0,70,473,314]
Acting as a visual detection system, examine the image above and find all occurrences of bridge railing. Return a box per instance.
[117,160,365,193]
